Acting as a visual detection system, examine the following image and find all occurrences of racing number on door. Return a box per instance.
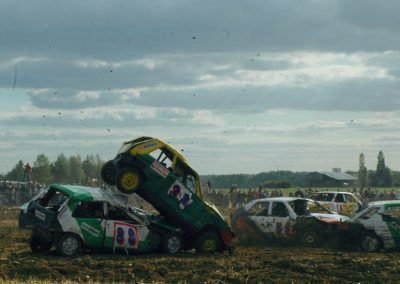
[270,202,292,238]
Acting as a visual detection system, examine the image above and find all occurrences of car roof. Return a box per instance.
[124,136,187,162]
[248,197,312,203]
[368,200,400,207]
[315,191,353,194]
[50,184,129,208]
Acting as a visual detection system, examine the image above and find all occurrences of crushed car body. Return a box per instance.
[26,184,183,256]
[231,197,349,246]
[311,191,362,216]
[342,200,400,252]
[101,136,235,253]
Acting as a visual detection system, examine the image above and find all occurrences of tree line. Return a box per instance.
[357,151,399,188]
[0,154,104,186]
[1,150,399,188]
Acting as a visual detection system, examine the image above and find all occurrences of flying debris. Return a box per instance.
[12,66,18,90]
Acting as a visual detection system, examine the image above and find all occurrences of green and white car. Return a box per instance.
[346,200,400,252]
[26,184,183,256]
[101,137,234,254]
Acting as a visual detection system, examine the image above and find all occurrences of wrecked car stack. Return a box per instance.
[101,137,234,254]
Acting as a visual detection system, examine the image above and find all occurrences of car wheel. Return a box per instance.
[360,232,382,252]
[56,233,82,257]
[101,160,116,185]
[301,228,321,247]
[29,235,52,253]
[116,167,143,194]
[162,233,182,254]
[195,231,221,253]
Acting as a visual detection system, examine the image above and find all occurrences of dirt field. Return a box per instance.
[1,206,400,283]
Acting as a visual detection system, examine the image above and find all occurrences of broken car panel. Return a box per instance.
[26,184,183,256]
[312,191,362,216]
[344,200,400,252]
[101,137,234,253]
[231,197,349,246]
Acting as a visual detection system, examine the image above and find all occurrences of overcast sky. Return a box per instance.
[1,0,400,175]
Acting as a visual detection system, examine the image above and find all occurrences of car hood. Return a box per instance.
[310,213,350,223]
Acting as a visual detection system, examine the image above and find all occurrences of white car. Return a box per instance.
[231,197,349,246]
[312,191,362,216]
[346,200,400,252]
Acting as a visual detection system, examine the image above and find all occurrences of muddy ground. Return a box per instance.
[1,206,400,283]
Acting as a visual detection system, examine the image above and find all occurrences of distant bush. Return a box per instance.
[264,180,291,188]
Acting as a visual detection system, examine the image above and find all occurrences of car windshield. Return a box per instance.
[118,142,135,154]
[353,206,379,221]
[289,199,332,216]
[313,193,335,202]
[37,189,69,211]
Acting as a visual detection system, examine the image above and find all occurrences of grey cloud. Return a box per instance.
[0,108,216,129]
[130,79,400,112]
[1,0,400,62]
[23,76,400,112]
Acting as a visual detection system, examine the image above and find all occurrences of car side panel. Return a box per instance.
[104,220,153,252]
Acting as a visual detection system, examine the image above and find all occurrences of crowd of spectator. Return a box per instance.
[0,181,45,205]
[203,182,400,209]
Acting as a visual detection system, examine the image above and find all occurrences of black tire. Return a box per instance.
[101,160,116,185]
[115,167,144,194]
[29,235,52,253]
[56,233,82,257]
[195,231,221,253]
[360,232,382,252]
[162,233,182,254]
[300,228,322,247]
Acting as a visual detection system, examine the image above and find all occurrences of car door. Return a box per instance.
[342,193,359,215]
[332,193,345,214]
[71,201,106,248]
[380,206,400,248]
[103,204,150,252]
[269,201,293,238]
[247,201,274,235]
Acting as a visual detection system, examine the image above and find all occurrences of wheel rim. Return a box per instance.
[203,239,217,252]
[121,171,140,191]
[167,236,181,253]
[62,236,79,255]
[304,233,315,245]
[362,235,380,252]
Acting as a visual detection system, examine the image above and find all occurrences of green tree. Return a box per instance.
[358,153,368,188]
[371,151,392,187]
[69,155,85,185]
[82,154,97,185]
[33,154,52,185]
[5,160,25,181]
[52,154,70,183]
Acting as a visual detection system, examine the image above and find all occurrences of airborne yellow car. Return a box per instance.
[101,137,234,253]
